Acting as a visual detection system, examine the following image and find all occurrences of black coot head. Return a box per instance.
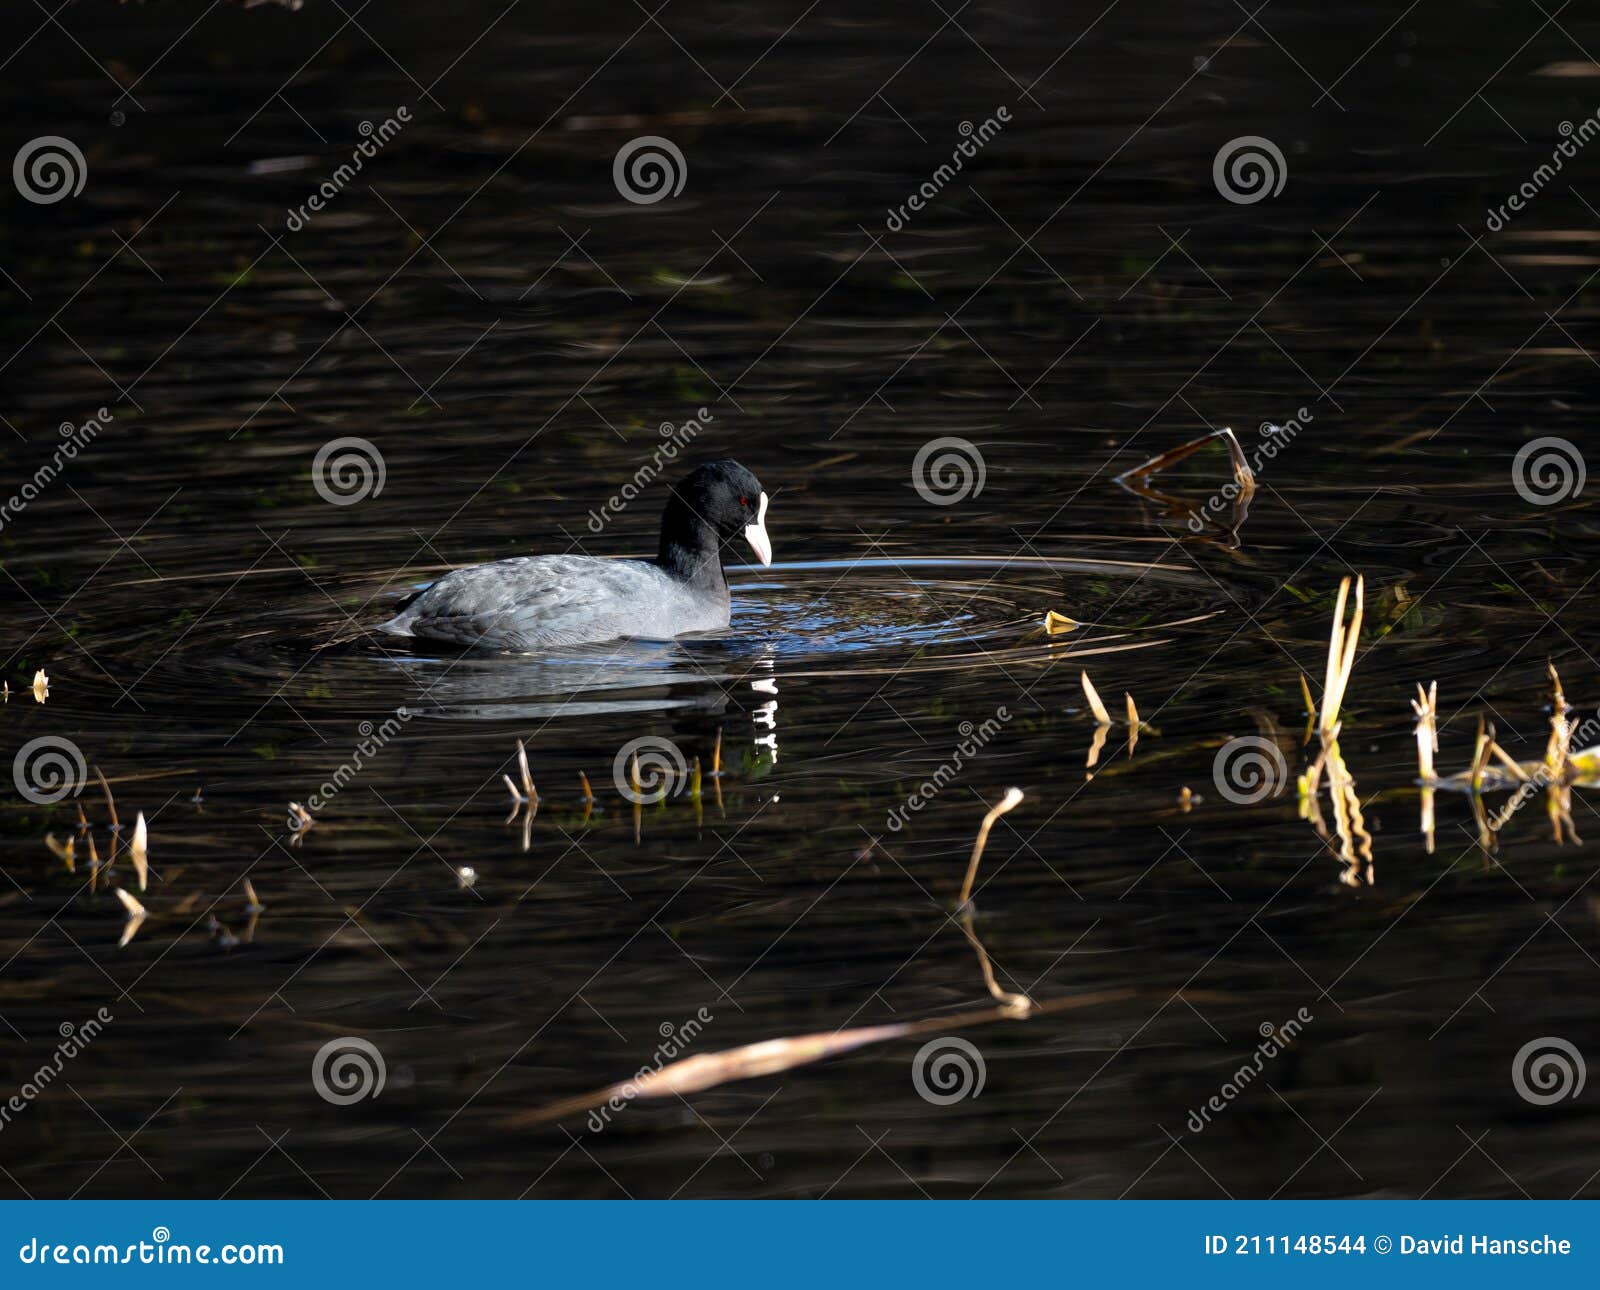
[670,460,772,566]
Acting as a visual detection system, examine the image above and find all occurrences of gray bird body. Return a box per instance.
[380,553,732,650]
[377,460,770,651]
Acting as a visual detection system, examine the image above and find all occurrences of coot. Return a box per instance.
[380,460,771,650]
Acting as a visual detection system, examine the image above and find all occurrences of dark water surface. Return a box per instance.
[2,1,1599,1197]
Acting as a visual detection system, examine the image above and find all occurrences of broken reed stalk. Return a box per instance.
[1318,575,1364,740]
[958,787,1024,908]
[1113,427,1257,503]
[1470,717,1492,792]
[45,833,75,872]
[1412,681,1439,854]
[1546,661,1572,780]
[630,753,644,844]
[1080,671,1111,725]
[129,811,148,892]
[579,771,595,803]
[1411,681,1438,782]
[1488,741,1532,783]
[517,739,536,802]
[94,767,120,830]
[503,986,1142,1129]
[1086,721,1108,772]
[114,887,147,949]
[504,740,538,805]
[960,911,1034,1017]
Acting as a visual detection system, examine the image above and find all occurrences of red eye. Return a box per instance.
[740,496,749,507]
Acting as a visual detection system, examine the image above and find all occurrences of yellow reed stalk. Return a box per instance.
[958,787,1025,907]
[1318,576,1364,739]
[1488,741,1531,783]
[1080,671,1112,725]
[129,812,148,892]
[1411,681,1438,782]
[1546,662,1572,780]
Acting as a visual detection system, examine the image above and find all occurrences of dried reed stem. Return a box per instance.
[94,767,120,830]
[1411,681,1438,782]
[1318,575,1364,739]
[517,739,536,802]
[1080,671,1112,725]
[958,787,1025,908]
[1488,741,1531,783]
[1546,661,1572,780]
[129,811,148,892]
